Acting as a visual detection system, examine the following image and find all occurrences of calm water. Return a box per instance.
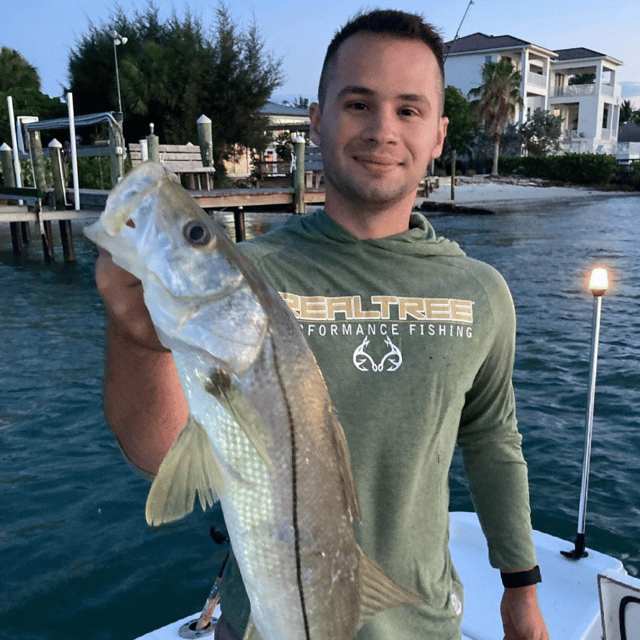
[1,195,639,639]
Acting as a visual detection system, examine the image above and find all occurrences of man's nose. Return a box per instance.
[363,105,399,145]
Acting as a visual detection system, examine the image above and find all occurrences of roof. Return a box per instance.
[617,122,640,143]
[554,47,606,61]
[444,32,531,55]
[260,101,309,117]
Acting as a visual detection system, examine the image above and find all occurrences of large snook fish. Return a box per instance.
[85,163,426,640]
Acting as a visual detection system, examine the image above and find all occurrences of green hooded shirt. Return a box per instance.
[219,210,536,640]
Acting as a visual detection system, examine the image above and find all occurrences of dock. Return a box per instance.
[0,186,326,262]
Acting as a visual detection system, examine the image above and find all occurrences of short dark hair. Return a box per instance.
[317,9,445,109]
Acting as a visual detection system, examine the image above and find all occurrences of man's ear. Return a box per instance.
[431,116,449,160]
[309,102,322,147]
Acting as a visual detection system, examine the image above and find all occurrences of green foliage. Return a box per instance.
[274,132,292,163]
[76,156,112,190]
[568,73,595,85]
[520,109,563,156]
[499,153,618,185]
[631,163,640,190]
[620,100,636,125]
[0,47,41,93]
[67,1,284,185]
[469,58,523,175]
[0,48,67,147]
[293,96,309,109]
[443,85,480,157]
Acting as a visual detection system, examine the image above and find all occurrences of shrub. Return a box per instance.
[498,153,617,184]
[465,169,476,177]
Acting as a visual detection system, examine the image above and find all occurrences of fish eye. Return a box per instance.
[183,220,212,246]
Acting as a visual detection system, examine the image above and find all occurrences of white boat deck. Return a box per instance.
[136,511,628,640]
[450,512,625,640]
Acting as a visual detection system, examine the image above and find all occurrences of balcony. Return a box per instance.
[553,84,595,98]
[527,72,548,89]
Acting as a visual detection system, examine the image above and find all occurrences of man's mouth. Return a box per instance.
[353,155,403,169]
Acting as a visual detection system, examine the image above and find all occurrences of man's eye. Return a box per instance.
[347,102,368,111]
[400,108,419,117]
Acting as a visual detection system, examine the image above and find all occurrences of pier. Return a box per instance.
[0,185,326,262]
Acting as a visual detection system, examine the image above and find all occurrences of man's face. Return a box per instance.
[310,33,448,212]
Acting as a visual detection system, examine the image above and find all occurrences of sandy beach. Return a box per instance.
[416,176,636,211]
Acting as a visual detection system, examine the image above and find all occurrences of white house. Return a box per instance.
[444,33,623,155]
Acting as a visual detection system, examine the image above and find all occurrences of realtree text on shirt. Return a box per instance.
[218,210,536,640]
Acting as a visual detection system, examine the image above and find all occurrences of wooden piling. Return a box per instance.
[293,136,306,215]
[197,115,214,167]
[49,139,75,262]
[29,130,54,263]
[110,112,125,186]
[234,207,246,243]
[147,124,160,163]
[450,149,457,202]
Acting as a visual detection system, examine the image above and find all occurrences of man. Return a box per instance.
[96,9,548,640]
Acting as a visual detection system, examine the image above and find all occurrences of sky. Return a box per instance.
[4,0,640,107]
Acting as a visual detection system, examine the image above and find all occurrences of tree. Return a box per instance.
[443,85,480,162]
[0,48,66,147]
[0,47,41,93]
[620,100,636,125]
[469,58,523,176]
[520,108,563,156]
[293,95,309,109]
[67,1,284,183]
[568,73,595,85]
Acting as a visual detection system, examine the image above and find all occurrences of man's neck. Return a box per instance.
[323,186,416,240]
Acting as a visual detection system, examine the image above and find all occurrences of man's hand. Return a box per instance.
[500,585,549,640]
[95,248,166,351]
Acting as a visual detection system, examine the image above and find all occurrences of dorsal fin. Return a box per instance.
[145,415,224,525]
[358,548,428,628]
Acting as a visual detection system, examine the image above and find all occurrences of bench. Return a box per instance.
[129,143,216,190]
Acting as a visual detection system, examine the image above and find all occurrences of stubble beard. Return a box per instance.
[323,160,422,211]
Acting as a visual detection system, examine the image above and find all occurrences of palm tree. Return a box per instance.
[620,100,636,125]
[469,58,522,176]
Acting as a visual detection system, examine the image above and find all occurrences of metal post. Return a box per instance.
[562,267,609,560]
[67,92,80,210]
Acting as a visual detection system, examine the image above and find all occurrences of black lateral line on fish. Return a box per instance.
[272,346,311,640]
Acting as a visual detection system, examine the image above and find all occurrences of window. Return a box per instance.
[602,104,610,129]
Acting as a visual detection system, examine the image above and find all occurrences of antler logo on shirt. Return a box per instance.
[353,336,403,372]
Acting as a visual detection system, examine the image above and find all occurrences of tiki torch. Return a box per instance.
[562,267,609,560]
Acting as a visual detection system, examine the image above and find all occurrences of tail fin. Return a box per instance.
[358,548,428,629]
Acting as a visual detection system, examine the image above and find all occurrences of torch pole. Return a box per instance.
[562,268,608,560]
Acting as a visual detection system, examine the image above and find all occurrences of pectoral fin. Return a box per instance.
[358,548,428,629]
[145,415,224,526]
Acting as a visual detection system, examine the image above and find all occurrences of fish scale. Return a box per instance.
[84,162,428,640]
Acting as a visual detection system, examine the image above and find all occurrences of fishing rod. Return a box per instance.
[444,0,476,63]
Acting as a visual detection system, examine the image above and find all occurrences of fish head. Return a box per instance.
[85,163,268,374]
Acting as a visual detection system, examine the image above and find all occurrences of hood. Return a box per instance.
[277,210,466,258]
